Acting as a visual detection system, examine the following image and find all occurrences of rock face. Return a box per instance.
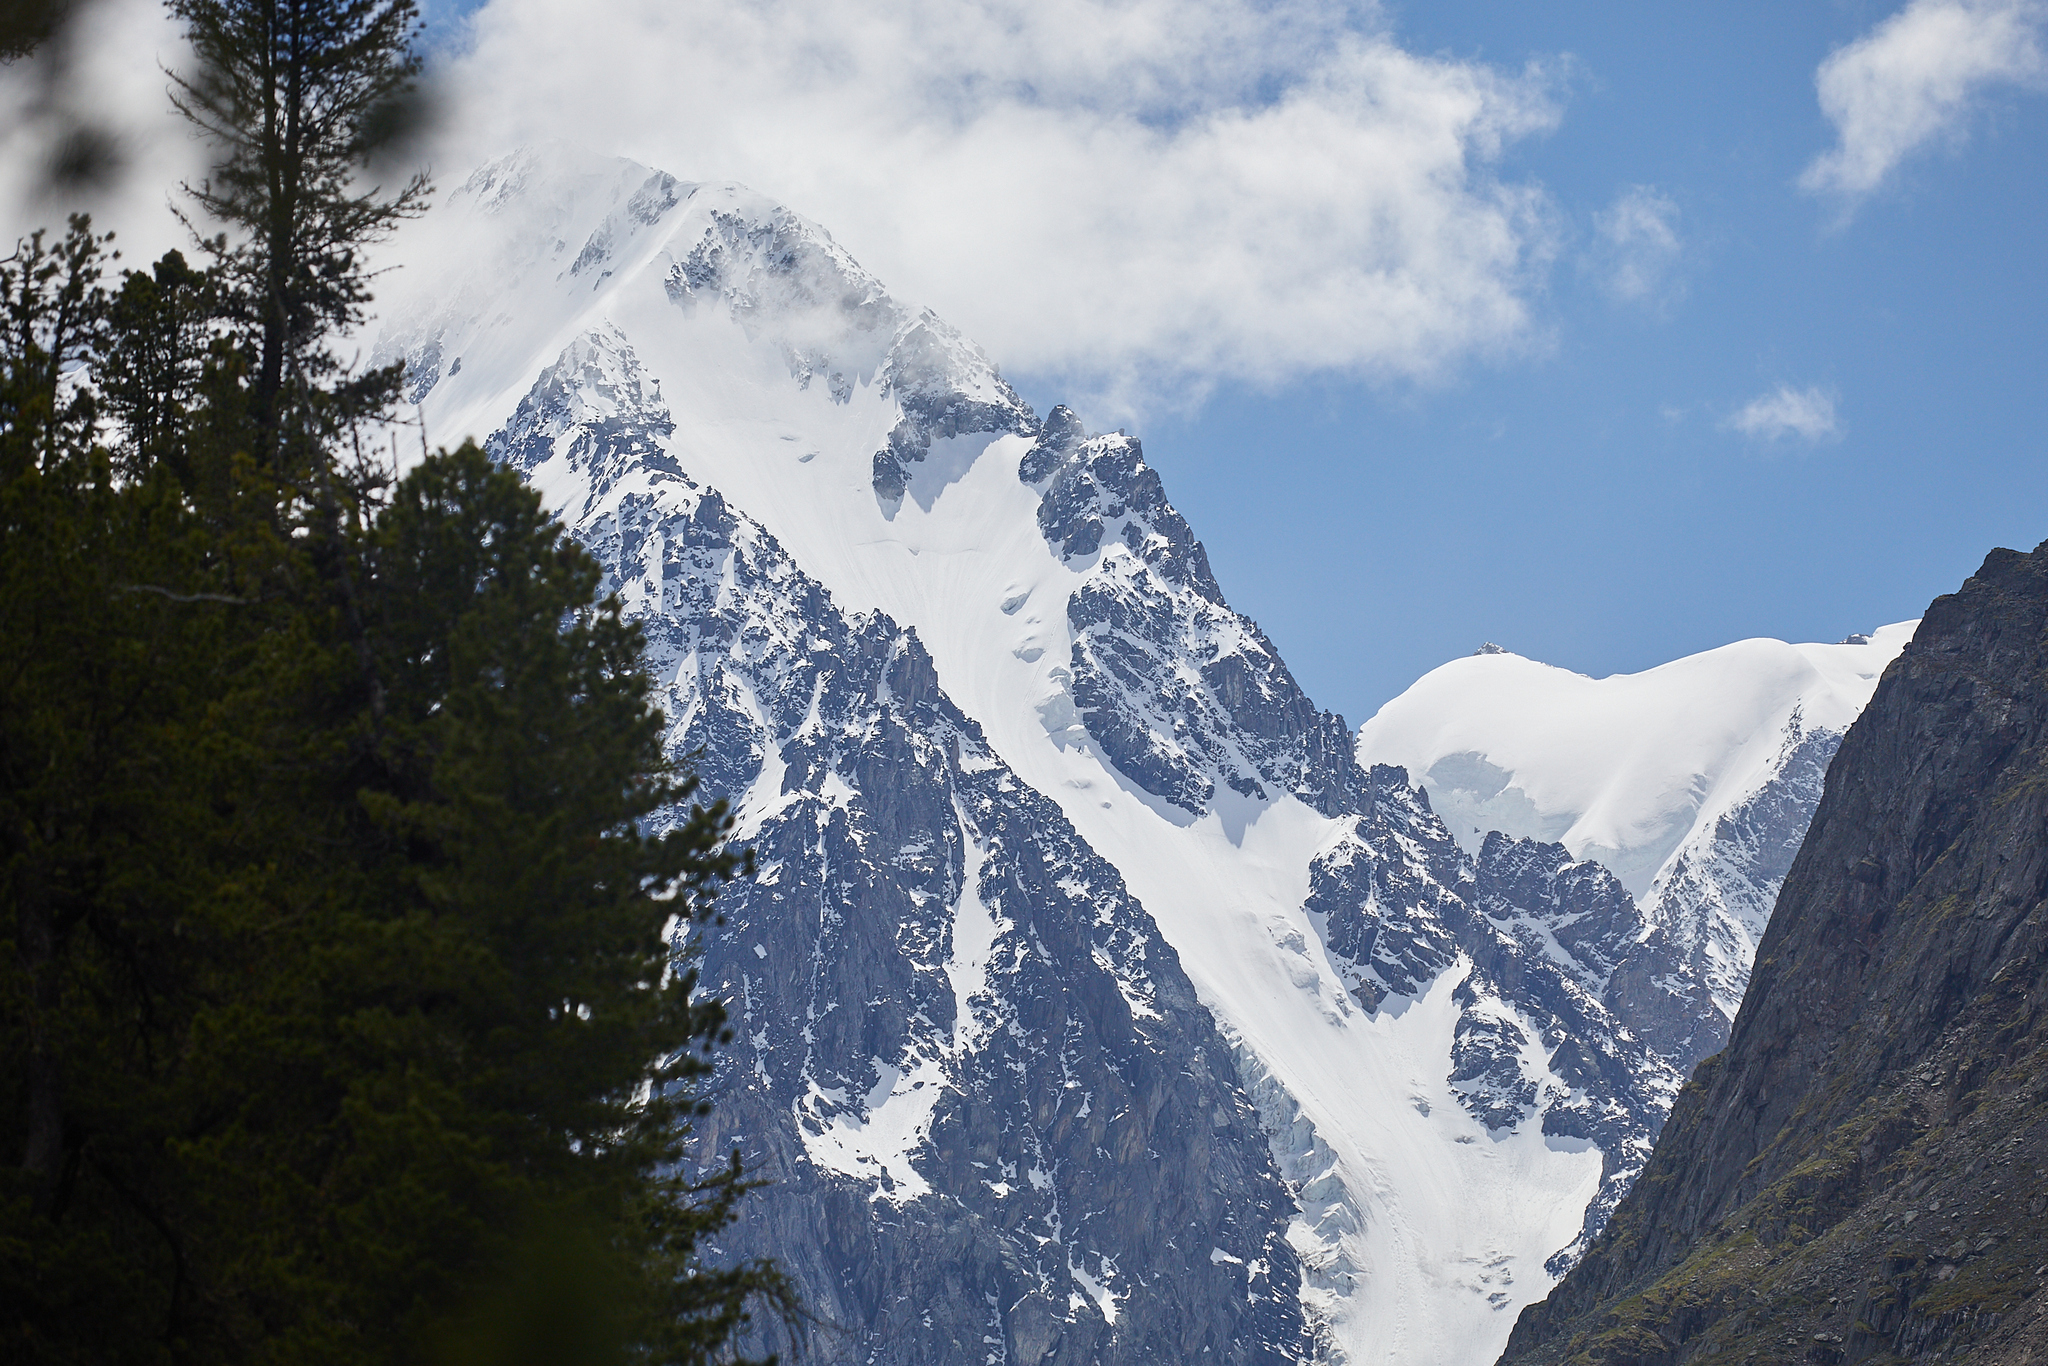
[379,147,1743,1365]
[505,361,1310,1362]
[1021,407,1353,817]
[463,184,1314,1353]
[1357,629,1914,1077]
[1496,541,2048,1366]
[1628,713,1857,1070]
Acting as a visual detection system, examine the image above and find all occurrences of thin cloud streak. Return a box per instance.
[1727,385,1841,443]
[1802,0,2047,203]
[1590,184,1682,306]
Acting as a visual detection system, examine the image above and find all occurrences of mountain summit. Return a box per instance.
[378,148,1881,1365]
[1359,626,1914,1071]
[1497,540,2048,1366]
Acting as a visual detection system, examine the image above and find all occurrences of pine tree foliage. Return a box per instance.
[0,218,108,470]
[1,220,286,1359]
[168,0,430,457]
[0,0,76,62]
[1,4,790,1361]
[101,251,217,482]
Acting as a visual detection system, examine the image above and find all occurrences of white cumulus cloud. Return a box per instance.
[1801,0,2048,202]
[1590,184,1682,305]
[418,0,1564,412]
[3,0,1567,415]
[1726,384,1841,443]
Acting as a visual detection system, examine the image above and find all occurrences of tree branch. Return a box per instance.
[116,583,255,604]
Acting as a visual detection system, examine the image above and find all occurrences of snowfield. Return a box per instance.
[376,147,1903,1366]
[1357,626,1914,1024]
[1357,628,1912,897]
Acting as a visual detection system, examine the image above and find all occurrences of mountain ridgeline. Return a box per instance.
[1497,540,2048,1366]
[1359,628,1913,1079]
[381,148,1897,1365]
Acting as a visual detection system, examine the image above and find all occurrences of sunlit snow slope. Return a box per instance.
[1357,625,1914,1059]
[379,147,1707,1366]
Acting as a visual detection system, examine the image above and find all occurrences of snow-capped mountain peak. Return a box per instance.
[375,147,1793,1366]
[1358,627,1911,893]
[1357,622,1916,1058]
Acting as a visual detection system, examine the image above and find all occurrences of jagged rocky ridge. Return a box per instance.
[1007,400,1687,1274]
[1624,716,1848,1070]
[1496,540,2048,1366]
[487,330,1310,1362]
[384,147,1739,1364]
[1021,406,1356,817]
[593,472,1307,1361]
[1358,633,1911,1077]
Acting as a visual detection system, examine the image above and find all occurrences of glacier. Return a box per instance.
[374,145,1889,1365]
[1356,625,1913,1066]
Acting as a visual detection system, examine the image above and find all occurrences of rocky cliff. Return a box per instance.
[1358,628,1913,1080]
[380,148,1749,1364]
[1496,540,2048,1366]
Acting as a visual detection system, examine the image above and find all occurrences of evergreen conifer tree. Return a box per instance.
[1,3,788,1360]
[167,0,429,464]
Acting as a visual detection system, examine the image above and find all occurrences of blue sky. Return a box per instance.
[1056,0,2048,726]
[8,0,2043,730]
[412,0,2046,729]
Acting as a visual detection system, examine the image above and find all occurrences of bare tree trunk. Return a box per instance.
[16,856,67,1212]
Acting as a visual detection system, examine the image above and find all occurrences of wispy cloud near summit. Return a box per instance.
[423,0,1563,414]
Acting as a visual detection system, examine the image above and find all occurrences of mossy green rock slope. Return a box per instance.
[1498,540,2048,1366]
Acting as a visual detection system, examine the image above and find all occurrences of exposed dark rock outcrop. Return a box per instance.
[1498,540,2048,1366]
[404,150,1777,1358]
[1021,407,1355,818]
[497,340,1310,1364]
